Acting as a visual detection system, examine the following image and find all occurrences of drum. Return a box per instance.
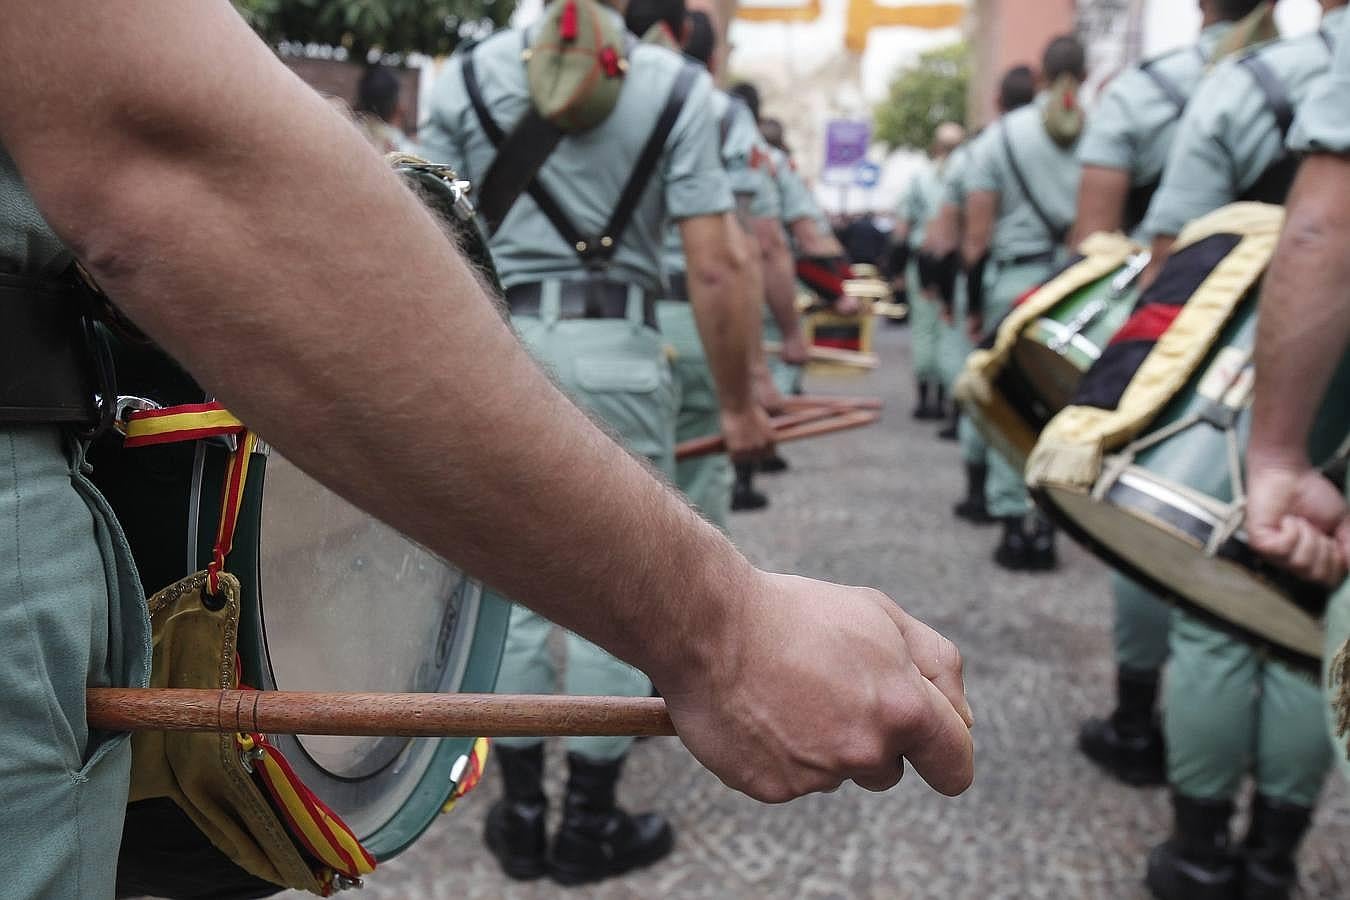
[98,159,509,897]
[1028,205,1350,672]
[958,234,1145,467]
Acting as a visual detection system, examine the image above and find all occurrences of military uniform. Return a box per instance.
[765,145,816,395]
[1288,1,1350,788]
[423,10,731,764]
[1072,22,1235,786]
[0,148,152,897]
[937,141,978,434]
[1139,12,1345,897]
[658,93,775,530]
[964,95,1079,535]
[897,157,946,410]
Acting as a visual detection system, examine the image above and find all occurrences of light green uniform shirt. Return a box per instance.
[1144,8,1345,238]
[939,140,976,211]
[770,146,817,225]
[0,148,70,275]
[1289,6,1350,153]
[1077,23,1234,191]
[661,90,775,277]
[965,93,1081,261]
[897,157,943,249]
[420,12,733,293]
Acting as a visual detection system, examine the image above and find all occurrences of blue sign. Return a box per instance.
[824,119,872,169]
[854,161,881,189]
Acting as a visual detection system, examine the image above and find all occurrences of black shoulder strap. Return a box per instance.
[591,61,701,266]
[999,120,1067,246]
[1238,52,1294,138]
[462,46,583,246]
[1138,58,1188,117]
[462,50,698,268]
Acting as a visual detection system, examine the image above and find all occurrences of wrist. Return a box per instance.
[643,539,760,695]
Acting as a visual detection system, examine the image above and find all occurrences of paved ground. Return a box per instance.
[283,323,1350,899]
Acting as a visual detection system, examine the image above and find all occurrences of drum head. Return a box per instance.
[1039,471,1324,671]
[196,447,508,860]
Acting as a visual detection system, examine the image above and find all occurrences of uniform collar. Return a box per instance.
[1197,20,1235,57]
[1322,5,1348,35]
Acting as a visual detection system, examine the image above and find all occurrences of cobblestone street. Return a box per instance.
[284,323,1350,899]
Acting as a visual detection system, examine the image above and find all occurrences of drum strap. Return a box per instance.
[121,402,251,596]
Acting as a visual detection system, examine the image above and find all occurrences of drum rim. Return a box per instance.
[1033,470,1326,675]
[190,443,510,861]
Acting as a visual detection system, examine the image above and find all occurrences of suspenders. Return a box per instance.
[1236,33,1333,204]
[998,121,1069,249]
[461,46,700,274]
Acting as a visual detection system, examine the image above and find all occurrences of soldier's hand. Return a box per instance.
[965,313,983,345]
[834,294,862,316]
[1248,459,1350,586]
[753,368,789,416]
[780,332,810,366]
[720,405,775,462]
[658,572,975,802]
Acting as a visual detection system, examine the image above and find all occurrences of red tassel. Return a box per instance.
[1064,89,1077,111]
[599,46,621,77]
[560,0,578,41]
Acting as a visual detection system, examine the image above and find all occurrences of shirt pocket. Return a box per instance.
[573,357,663,395]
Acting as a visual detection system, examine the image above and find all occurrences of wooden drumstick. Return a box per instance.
[673,405,840,461]
[676,407,880,462]
[762,341,880,370]
[777,394,884,412]
[86,689,676,738]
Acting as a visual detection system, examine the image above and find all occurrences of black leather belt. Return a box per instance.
[999,250,1056,268]
[0,271,101,426]
[504,279,658,330]
[665,272,690,302]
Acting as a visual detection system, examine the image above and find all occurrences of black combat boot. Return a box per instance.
[912,383,934,420]
[933,383,948,421]
[731,462,769,511]
[759,453,790,474]
[1240,795,1314,900]
[482,744,549,881]
[1026,514,1058,571]
[937,408,959,442]
[1078,667,1166,786]
[953,463,993,524]
[992,516,1032,569]
[1146,794,1240,900]
[550,753,675,886]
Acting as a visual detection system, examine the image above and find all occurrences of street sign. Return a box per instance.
[854,161,881,189]
[824,119,871,169]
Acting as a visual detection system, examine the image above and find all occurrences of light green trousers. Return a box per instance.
[1165,611,1331,806]
[494,304,676,761]
[979,259,1051,519]
[1,427,151,899]
[658,299,731,531]
[1112,573,1172,673]
[907,259,942,383]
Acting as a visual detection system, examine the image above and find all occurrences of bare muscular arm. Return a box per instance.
[1071,165,1130,248]
[0,0,972,800]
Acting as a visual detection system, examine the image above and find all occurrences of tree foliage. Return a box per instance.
[234,0,517,60]
[873,42,969,151]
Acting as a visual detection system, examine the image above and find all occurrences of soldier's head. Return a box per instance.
[683,10,717,69]
[625,0,688,44]
[729,82,762,122]
[1041,35,1086,84]
[1200,0,1271,23]
[998,66,1036,113]
[932,122,965,159]
[355,65,401,125]
[760,117,788,152]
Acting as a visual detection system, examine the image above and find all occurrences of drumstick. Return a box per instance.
[777,394,884,412]
[763,341,880,370]
[86,689,676,738]
[676,408,880,461]
[673,406,840,461]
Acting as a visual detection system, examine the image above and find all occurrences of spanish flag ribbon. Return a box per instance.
[122,401,245,448]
